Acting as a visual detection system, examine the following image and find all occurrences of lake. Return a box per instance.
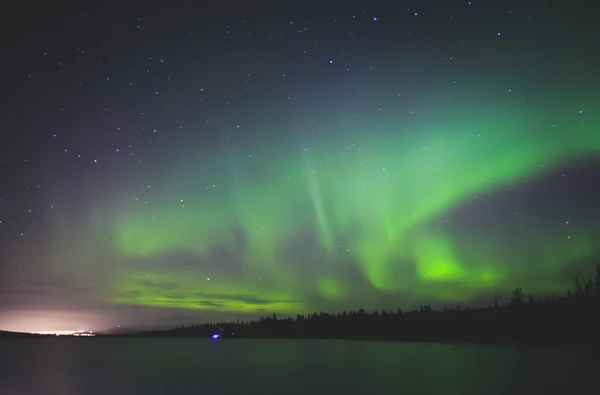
[0,338,595,394]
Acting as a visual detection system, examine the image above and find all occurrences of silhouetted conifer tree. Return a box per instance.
[574,275,585,297]
[510,287,524,306]
[594,265,600,300]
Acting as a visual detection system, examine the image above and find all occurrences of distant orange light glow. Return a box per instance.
[0,309,108,334]
[29,330,95,336]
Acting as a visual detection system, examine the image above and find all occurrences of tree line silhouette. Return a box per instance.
[137,265,600,344]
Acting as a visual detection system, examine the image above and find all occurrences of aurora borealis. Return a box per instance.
[1,0,599,331]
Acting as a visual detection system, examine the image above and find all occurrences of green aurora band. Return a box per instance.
[69,97,599,316]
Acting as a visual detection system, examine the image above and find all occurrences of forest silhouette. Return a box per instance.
[132,265,600,344]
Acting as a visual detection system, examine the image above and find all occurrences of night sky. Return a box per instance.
[1,0,599,332]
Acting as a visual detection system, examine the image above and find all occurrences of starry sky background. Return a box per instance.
[1,0,599,332]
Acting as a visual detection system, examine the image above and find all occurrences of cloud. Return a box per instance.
[197,301,228,308]
[125,245,245,276]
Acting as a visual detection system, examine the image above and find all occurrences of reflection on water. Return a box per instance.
[0,338,595,395]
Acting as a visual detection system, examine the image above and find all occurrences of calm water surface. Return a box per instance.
[0,338,595,394]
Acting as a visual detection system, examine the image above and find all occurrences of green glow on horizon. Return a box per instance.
[76,97,600,314]
[104,265,305,312]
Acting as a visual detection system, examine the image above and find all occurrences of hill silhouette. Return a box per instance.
[0,330,37,337]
